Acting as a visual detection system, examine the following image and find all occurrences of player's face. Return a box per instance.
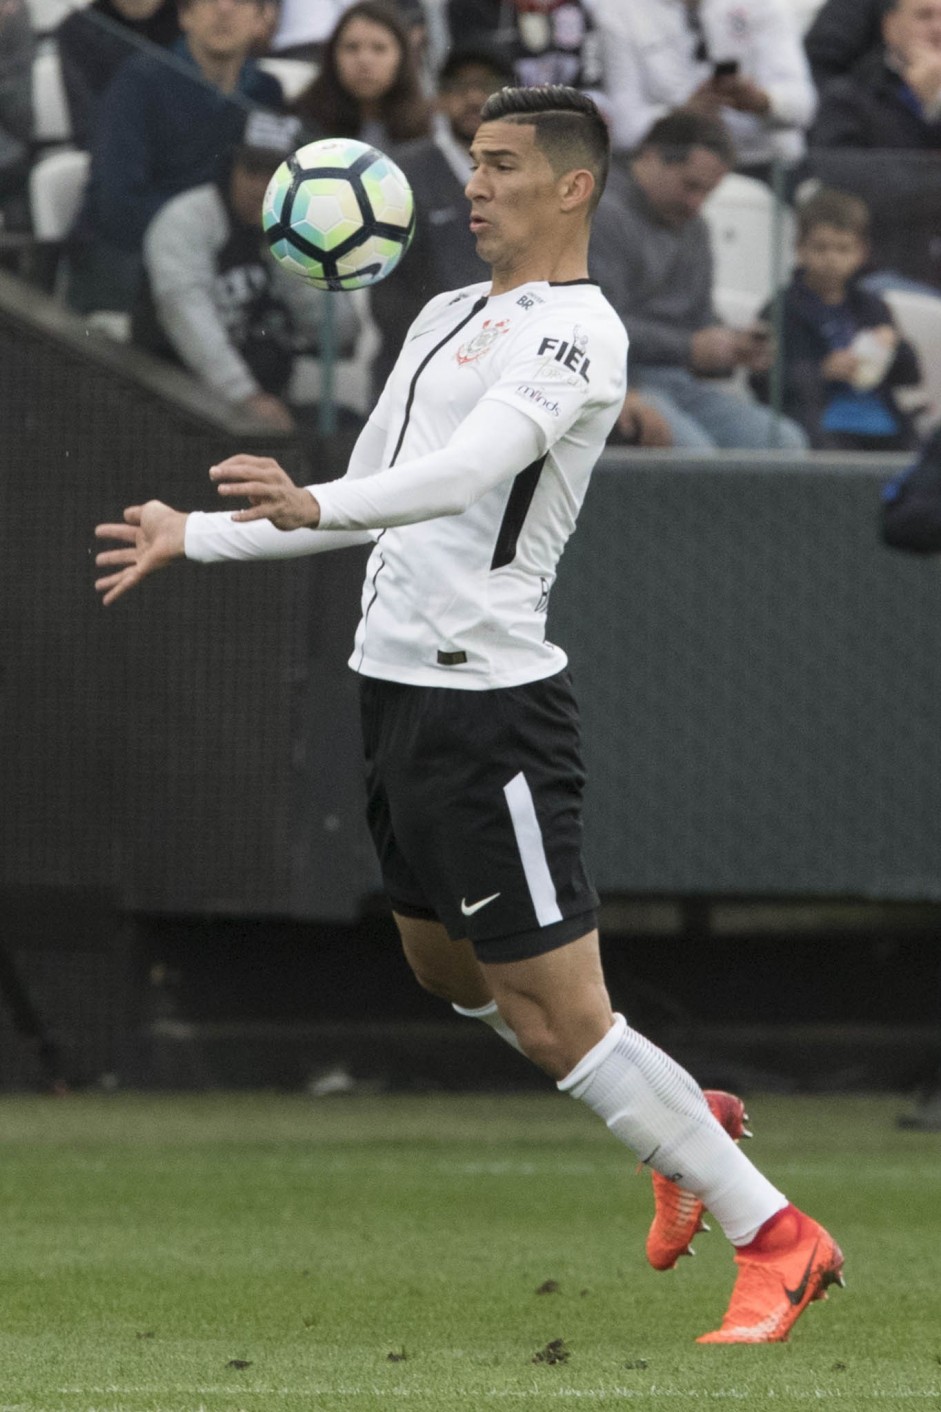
[466,120,567,275]
[438,65,507,146]
[334,17,402,103]
[180,0,261,62]
[632,145,727,228]
[884,0,941,58]
[798,224,867,296]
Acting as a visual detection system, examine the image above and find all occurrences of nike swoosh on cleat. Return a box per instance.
[784,1239,820,1306]
[460,892,501,916]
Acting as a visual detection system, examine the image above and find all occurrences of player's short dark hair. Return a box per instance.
[479,84,610,212]
[797,186,870,242]
[636,109,735,169]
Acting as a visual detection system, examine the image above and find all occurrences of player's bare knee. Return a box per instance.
[509,1015,567,1077]
[406,959,449,999]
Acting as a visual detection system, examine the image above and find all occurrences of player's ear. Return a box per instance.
[559,168,595,213]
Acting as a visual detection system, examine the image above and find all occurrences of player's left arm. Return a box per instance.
[212,314,626,531]
[212,399,549,530]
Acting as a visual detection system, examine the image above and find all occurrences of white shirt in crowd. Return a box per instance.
[593,0,818,167]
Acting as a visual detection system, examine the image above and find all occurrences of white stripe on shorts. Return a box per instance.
[503,770,563,927]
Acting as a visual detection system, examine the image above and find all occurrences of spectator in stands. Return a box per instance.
[589,110,808,452]
[750,187,921,450]
[291,0,432,143]
[445,0,603,96]
[135,110,359,435]
[591,0,817,179]
[804,0,883,92]
[0,0,35,233]
[882,423,941,548]
[807,0,941,294]
[368,43,512,396]
[66,0,283,318]
[57,0,182,149]
[269,0,428,65]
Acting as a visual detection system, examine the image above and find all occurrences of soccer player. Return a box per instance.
[95,84,844,1344]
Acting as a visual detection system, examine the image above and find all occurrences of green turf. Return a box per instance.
[0,1092,938,1412]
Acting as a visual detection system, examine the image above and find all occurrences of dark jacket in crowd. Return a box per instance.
[882,426,941,552]
[445,0,602,89]
[751,273,920,451]
[57,0,181,147]
[803,0,882,91]
[808,48,941,288]
[73,39,282,253]
[0,0,35,204]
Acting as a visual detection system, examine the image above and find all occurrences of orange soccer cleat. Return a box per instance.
[646,1089,752,1272]
[697,1204,845,1344]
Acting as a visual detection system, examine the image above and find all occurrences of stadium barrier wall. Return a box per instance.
[2,272,940,924]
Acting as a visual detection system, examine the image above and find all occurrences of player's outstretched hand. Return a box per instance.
[94,499,187,606]
[210,454,321,531]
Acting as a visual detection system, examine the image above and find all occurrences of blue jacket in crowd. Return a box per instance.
[74,38,282,252]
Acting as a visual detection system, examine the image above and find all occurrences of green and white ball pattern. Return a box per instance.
[262,137,415,291]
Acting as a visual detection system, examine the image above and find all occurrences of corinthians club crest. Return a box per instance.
[456,318,511,365]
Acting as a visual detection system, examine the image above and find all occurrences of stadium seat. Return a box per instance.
[32,45,72,146]
[28,147,89,294]
[29,146,88,241]
[703,173,796,312]
[25,0,86,36]
[881,287,941,432]
[257,56,317,101]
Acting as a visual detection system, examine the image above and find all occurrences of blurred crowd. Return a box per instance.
[3,0,941,457]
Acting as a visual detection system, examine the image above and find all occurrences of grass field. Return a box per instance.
[0,1092,938,1412]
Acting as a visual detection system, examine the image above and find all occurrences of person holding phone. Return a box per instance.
[590,0,817,177]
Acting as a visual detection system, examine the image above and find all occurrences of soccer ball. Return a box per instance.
[262,136,415,291]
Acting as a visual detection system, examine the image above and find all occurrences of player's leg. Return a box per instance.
[481,931,843,1342]
[394,911,490,1007]
[393,910,523,1051]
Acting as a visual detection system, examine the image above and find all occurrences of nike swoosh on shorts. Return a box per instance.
[460,892,501,916]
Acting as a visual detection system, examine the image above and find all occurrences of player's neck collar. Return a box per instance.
[548,279,599,287]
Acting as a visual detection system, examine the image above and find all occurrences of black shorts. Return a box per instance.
[359,670,599,964]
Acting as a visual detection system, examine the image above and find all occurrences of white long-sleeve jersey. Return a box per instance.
[185,278,627,689]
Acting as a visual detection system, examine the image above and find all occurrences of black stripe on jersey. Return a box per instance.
[358,295,488,670]
[490,453,548,571]
[388,294,489,466]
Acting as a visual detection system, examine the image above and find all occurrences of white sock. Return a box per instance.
[452,999,523,1053]
[558,1014,787,1245]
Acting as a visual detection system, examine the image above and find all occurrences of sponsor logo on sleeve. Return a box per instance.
[536,324,591,382]
[456,318,511,364]
[515,383,560,416]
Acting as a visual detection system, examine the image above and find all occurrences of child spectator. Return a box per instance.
[291,1,431,146]
[751,187,921,450]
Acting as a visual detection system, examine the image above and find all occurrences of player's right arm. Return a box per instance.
[94,404,393,604]
[94,500,188,606]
